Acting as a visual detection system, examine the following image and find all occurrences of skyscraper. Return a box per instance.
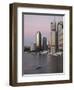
[57,21,63,51]
[36,31,41,51]
[50,22,56,53]
[43,37,47,50]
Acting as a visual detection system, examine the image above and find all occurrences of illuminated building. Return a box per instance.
[36,31,41,51]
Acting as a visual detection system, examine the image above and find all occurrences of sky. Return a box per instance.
[23,14,63,46]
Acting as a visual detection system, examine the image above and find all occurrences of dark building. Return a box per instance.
[43,37,47,50]
[56,30,58,52]
[36,31,42,51]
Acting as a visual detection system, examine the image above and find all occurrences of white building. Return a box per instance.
[36,31,41,50]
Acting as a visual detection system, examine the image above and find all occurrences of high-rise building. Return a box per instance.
[36,31,41,51]
[55,29,58,52]
[43,37,47,50]
[50,22,56,54]
[57,21,63,51]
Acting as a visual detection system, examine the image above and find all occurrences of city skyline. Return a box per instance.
[24,14,63,47]
[23,14,63,75]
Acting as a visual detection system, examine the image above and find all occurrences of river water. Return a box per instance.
[22,53,63,75]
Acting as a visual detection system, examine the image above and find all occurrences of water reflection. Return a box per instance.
[22,53,63,75]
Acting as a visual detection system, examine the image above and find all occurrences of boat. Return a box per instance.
[39,51,48,55]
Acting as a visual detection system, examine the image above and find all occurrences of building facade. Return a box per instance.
[43,37,47,50]
[50,22,56,54]
[36,31,41,51]
[30,43,36,51]
[57,21,63,51]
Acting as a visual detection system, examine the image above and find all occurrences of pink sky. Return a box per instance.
[24,14,63,46]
